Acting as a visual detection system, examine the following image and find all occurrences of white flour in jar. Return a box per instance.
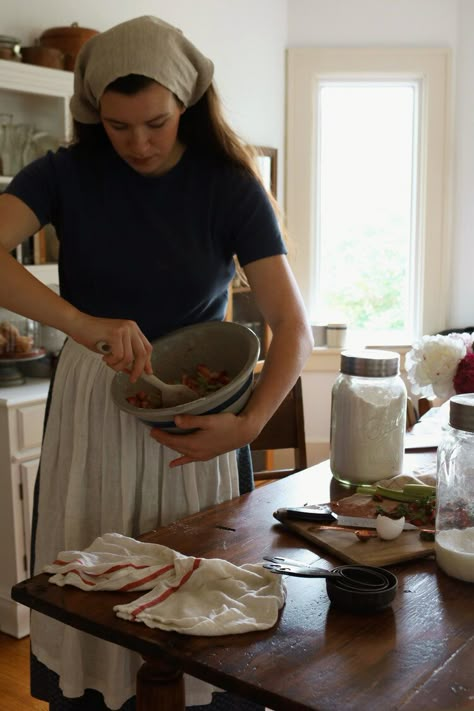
[330,377,406,484]
[435,528,474,582]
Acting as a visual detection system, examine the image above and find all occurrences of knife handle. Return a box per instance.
[274,506,337,522]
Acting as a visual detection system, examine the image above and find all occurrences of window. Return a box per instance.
[286,48,452,345]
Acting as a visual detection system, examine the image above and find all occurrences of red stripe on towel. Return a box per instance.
[130,558,202,617]
[62,569,96,586]
[53,560,164,577]
[55,564,173,590]
[119,564,175,591]
[81,562,151,576]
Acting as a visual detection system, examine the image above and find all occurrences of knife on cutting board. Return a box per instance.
[274,506,419,530]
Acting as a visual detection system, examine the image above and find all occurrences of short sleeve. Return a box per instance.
[219,168,287,267]
[5,152,61,227]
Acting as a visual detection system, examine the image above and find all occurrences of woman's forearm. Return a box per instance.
[239,316,313,438]
[0,247,80,333]
[0,246,153,378]
[235,255,314,440]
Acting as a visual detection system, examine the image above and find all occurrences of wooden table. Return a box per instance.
[12,453,474,711]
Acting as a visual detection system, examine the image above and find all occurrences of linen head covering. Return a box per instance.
[70,15,214,124]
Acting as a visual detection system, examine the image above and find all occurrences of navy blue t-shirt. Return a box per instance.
[7,143,286,341]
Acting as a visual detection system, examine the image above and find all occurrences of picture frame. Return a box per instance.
[254,145,277,198]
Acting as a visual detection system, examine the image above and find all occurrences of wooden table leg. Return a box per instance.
[136,656,185,711]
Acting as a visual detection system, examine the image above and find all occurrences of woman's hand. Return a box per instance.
[149,412,260,468]
[67,312,153,381]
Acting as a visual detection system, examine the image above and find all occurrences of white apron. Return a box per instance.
[31,338,240,709]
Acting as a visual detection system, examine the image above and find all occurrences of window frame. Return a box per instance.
[286,47,452,344]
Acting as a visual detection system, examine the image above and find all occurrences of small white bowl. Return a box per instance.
[111,321,260,432]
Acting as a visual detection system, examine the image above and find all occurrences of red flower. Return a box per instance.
[453,353,474,394]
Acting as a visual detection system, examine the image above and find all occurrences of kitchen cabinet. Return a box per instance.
[0,379,49,638]
[0,58,74,285]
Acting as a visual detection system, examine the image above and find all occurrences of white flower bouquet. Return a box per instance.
[405,332,474,400]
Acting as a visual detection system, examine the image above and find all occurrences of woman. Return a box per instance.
[0,15,312,711]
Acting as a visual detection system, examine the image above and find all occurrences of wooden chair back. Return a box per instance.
[250,376,307,481]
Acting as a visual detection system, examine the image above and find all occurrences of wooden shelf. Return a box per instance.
[0,58,72,95]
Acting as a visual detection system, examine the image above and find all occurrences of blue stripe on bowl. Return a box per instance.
[141,374,254,429]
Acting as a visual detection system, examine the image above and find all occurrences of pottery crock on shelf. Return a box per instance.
[21,45,65,70]
[39,22,99,71]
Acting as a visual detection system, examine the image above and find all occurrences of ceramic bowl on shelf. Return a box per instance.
[39,23,99,71]
[21,45,65,69]
[111,321,260,432]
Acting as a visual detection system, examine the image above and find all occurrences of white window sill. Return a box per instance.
[304,345,411,373]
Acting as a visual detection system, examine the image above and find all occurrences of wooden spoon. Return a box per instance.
[96,341,200,408]
[139,372,200,407]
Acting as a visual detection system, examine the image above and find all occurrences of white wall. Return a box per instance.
[450,0,474,327]
[287,0,457,45]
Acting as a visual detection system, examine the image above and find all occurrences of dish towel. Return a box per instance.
[44,532,286,636]
[374,470,437,490]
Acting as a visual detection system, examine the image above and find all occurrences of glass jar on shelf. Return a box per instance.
[0,35,22,62]
[0,308,45,386]
[0,113,13,176]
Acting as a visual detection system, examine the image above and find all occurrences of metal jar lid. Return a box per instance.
[340,349,400,377]
[449,393,474,433]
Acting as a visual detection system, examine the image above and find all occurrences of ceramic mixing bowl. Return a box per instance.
[111,321,260,432]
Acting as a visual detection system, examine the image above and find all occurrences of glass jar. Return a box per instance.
[0,35,22,62]
[0,113,13,176]
[436,394,474,583]
[330,350,407,485]
[0,308,43,386]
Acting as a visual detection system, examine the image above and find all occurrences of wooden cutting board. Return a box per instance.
[273,513,435,567]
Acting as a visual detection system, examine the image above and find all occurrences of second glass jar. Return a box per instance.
[436,394,474,583]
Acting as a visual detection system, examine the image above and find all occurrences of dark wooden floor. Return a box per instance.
[0,633,47,710]
[0,631,274,709]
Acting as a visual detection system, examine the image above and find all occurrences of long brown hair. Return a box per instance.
[179,85,262,179]
[179,83,285,237]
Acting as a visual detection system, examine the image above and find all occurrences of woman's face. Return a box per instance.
[100,82,185,176]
